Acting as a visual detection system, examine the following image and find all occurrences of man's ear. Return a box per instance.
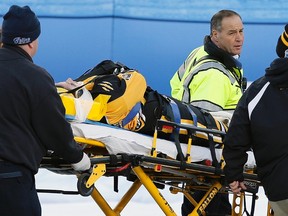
[211,29,219,42]
[28,43,33,48]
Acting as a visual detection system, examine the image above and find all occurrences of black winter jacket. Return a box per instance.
[223,57,288,201]
[0,45,83,174]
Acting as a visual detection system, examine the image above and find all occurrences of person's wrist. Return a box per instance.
[71,153,91,171]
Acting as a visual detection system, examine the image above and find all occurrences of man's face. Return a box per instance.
[212,15,244,56]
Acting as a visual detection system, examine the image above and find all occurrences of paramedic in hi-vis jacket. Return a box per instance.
[170,10,245,216]
[0,5,91,216]
[223,24,288,216]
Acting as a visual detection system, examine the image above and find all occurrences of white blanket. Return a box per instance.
[71,122,256,167]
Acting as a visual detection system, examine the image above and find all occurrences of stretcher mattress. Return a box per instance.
[71,122,256,168]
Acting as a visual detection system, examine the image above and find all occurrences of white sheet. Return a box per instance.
[71,122,256,167]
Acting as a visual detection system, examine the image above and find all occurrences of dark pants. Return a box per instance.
[182,191,231,216]
[0,161,41,216]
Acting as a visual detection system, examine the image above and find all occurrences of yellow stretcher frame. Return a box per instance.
[40,120,269,216]
[73,154,260,216]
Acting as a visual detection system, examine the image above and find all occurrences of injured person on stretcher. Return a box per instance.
[55,60,232,149]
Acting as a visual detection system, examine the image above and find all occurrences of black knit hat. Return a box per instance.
[276,24,288,58]
[1,5,41,45]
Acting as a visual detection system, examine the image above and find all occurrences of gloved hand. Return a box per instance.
[71,153,91,171]
[210,111,233,127]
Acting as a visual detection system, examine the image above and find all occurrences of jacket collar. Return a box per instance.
[265,58,288,87]
[2,44,33,62]
[203,35,242,70]
[203,35,243,88]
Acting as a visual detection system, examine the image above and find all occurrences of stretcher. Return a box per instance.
[40,118,266,216]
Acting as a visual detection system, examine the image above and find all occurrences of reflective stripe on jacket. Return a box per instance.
[170,46,243,112]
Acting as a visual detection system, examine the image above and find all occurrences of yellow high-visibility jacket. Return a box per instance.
[170,40,244,112]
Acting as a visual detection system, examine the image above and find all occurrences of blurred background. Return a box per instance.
[1,0,287,95]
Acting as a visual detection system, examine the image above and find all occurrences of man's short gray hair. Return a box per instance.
[210,10,242,34]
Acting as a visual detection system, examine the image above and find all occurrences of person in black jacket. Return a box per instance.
[223,24,288,216]
[0,5,91,216]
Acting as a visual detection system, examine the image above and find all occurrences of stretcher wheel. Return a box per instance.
[77,173,94,196]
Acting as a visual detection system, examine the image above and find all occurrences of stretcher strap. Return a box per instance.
[114,176,119,192]
[109,154,120,166]
[58,76,97,97]
[167,99,186,166]
[168,98,181,141]
[201,110,221,171]
[243,192,257,216]
[172,129,185,168]
[169,98,181,125]
[185,104,197,126]
[250,193,257,215]
[121,102,142,126]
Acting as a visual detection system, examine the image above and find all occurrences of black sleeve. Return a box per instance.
[223,95,252,183]
[30,71,83,163]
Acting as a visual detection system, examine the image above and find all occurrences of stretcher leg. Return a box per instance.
[231,193,244,216]
[113,179,142,214]
[132,165,177,216]
[90,187,119,216]
[151,130,158,157]
[182,190,202,213]
[171,187,207,215]
[90,178,142,215]
[188,181,222,216]
[185,137,193,163]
